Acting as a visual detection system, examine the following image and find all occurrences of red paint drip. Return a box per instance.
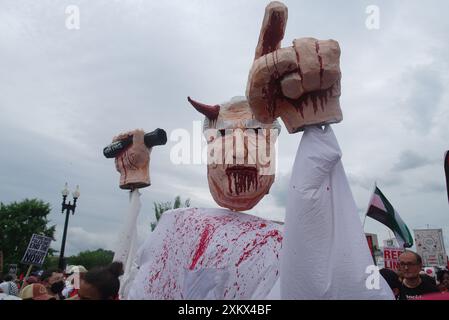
[235,230,283,267]
[262,62,283,119]
[261,11,284,57]
[285,85,333,116]
[226,166,258,195]
[231,220,266,242]
[189,224,215,270]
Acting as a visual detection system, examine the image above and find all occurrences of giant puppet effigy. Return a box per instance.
[115,2,394,299]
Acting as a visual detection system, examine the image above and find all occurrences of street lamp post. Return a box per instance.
[58,183,80,271]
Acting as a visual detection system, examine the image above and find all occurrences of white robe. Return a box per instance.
[280,125,393,299]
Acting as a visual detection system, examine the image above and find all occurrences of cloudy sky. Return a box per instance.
[1,0,448,258]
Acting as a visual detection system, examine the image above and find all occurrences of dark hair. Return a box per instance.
[40,268,62,282]
[437,270,449,283]
[83,262,123,300]
[420,273,437,286]
[380,268,401,290]
[4,274,14,282]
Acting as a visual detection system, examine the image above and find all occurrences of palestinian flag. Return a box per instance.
[366,186,413,248]
[445,151,449,204]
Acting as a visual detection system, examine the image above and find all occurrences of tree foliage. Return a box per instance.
[67,248,114,270]
[42,249,114,271]
[0,199,56,273]
[151,196,190,231]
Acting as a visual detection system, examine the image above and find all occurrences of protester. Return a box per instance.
[420,272,437,286]
[398,251,439,300]
[0,274,19,297]
[20,283,56,300]
[0,291,21,300]
[23,276,38,286]
[39,268,66,300]
[63,265,88,299]
[19,276,39,295]
[437,270,449,293]
[76,262,123,300]
[380,268,401,299]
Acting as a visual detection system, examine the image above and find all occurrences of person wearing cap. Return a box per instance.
[20,283,56,300]
[39,268,65,300]
[19,276,39,296]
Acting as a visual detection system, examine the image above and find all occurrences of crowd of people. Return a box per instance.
[1,250,448,300]
[0,262,123,300]
[380,250,449,300]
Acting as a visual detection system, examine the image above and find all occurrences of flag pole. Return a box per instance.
[363,182,377,229]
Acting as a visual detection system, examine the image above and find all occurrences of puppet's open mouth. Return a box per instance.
[225,166,258,195]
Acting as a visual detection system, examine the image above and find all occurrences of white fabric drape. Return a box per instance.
[280,126,394,299]
[113,189,141,299]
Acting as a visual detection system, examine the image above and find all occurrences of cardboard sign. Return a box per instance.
[414,229,447,267]
[383,247,403,271]
[21,234,52,267]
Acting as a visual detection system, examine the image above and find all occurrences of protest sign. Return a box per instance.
[21,234,53,267]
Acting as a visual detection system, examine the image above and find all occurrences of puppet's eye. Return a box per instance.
[219,129,226,137]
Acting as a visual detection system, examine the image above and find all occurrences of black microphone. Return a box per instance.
[103,128,167,158]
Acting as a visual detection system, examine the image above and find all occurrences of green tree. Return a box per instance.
[42,249,114,271]
[151,196,190,231]
[0,199,56,273]
[66,249,114,270]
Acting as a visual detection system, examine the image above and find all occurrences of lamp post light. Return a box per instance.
[58,183,80,270]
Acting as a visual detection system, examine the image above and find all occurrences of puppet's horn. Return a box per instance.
[187,96,220,120]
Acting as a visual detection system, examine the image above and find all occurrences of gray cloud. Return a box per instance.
[393,150,429,171]
[414,181,447,194]
[399,64,444,133]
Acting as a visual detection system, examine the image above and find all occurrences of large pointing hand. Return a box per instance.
[246,1,342,133]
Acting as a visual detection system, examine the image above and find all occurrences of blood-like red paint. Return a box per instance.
[261,11,285,57]
[225,166,258,195]
[189,224,216,270]
[236,230,283,267]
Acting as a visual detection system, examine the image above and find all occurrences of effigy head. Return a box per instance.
[188,96,280,211]
[246,1,342,133]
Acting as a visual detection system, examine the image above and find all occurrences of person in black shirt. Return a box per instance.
[398,251,439,300]
[380,268,401,299]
